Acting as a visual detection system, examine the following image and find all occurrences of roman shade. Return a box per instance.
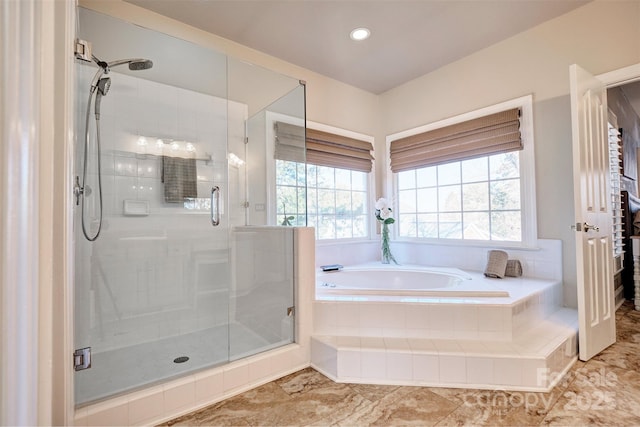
[389,108,522,172]
[275,122,374,172]
[274,121,305,163]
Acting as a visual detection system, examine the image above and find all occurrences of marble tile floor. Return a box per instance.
[162,302,640,426]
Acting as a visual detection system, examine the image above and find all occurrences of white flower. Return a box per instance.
[375,198,389,210]
[379,207,392,220]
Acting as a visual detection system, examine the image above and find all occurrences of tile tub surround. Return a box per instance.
[314,272,563,341]
[311,274,578,391]
[74,227,315,426]
[163,302,640,426]
[316,239,563,282]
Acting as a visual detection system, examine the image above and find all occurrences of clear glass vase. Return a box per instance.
[381,222,396,264]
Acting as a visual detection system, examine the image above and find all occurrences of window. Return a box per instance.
[388,95,536,246]
[275,159,307,227]
[397,153,521,240]
[273,120,373,240]
[305,164,368,239]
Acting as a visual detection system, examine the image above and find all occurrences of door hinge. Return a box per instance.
[74,347,92,371]
[287,306,295,317]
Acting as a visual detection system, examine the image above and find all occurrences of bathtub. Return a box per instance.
[316,264,510,299]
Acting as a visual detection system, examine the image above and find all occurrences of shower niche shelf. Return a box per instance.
[123,199,149,216]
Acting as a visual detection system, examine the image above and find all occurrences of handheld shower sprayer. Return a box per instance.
[94,77,111,119]
[76,53,153,241]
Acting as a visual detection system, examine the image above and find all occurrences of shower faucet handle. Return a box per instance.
[73,176,84,206]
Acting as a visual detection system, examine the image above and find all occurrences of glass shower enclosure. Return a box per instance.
[73,8,305,405]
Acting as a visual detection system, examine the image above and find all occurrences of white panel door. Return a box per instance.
[570,64,616,361]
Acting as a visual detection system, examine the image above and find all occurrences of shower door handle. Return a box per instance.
[211,186,220,226]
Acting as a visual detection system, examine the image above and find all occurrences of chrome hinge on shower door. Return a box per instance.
[74,347,92,371]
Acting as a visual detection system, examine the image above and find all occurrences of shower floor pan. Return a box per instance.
[75,322,288,406]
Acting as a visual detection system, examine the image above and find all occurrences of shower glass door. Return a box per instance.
[74,7,305,408]
[74,8,231,405]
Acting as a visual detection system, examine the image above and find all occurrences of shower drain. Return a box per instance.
[173,356,189,364]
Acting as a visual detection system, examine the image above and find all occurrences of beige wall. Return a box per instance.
[79,0,640,308]
[380,0,640,308]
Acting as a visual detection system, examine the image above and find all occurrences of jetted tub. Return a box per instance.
[316,264,510,298]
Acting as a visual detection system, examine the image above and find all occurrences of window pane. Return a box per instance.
[398,170,416,190]
[399,189,417,213]
[490,152,519,180]
[307,188,317,212]
[462,182,489,211]
[491,211,521,241]
[417,213,438,238]
[297,187,307,214]
[352,191,366,214]
[438,184,461,212]
[490,179,520,210]
[352,171,366,191]
[276,160,297,185]
[353,215,367,237]
[399,213,417,237]
[307,164,317,186]
[463,212,490,240]
[437,162,461,185]
[336,218,351,238]
[318,189,335,213]
[317,166,334,188]
[296,163,307,186]
[335,190,351,215]
[307,214,317,230]
[318,215,336,239]
[299,215,308,226]
[439,212,461,239]
[335,168,351,190]
[461,157,488,183]
[278,186,297,214]
[416,166,437,188]
[417,188,437,213]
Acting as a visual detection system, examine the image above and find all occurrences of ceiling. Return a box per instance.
[124,0,590,94]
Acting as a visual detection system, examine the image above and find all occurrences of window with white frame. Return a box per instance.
[274,121,374,239]
[388,95,536,246]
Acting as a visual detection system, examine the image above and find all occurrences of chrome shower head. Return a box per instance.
[127,59,153,71]
[89,56,153,93]
[107,58,154,71]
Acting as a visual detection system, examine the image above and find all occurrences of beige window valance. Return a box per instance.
[389,108,522,173]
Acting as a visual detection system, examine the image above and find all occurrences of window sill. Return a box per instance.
[393,237,542,251]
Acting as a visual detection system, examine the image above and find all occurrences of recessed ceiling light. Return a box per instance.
[350,27,370,41]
